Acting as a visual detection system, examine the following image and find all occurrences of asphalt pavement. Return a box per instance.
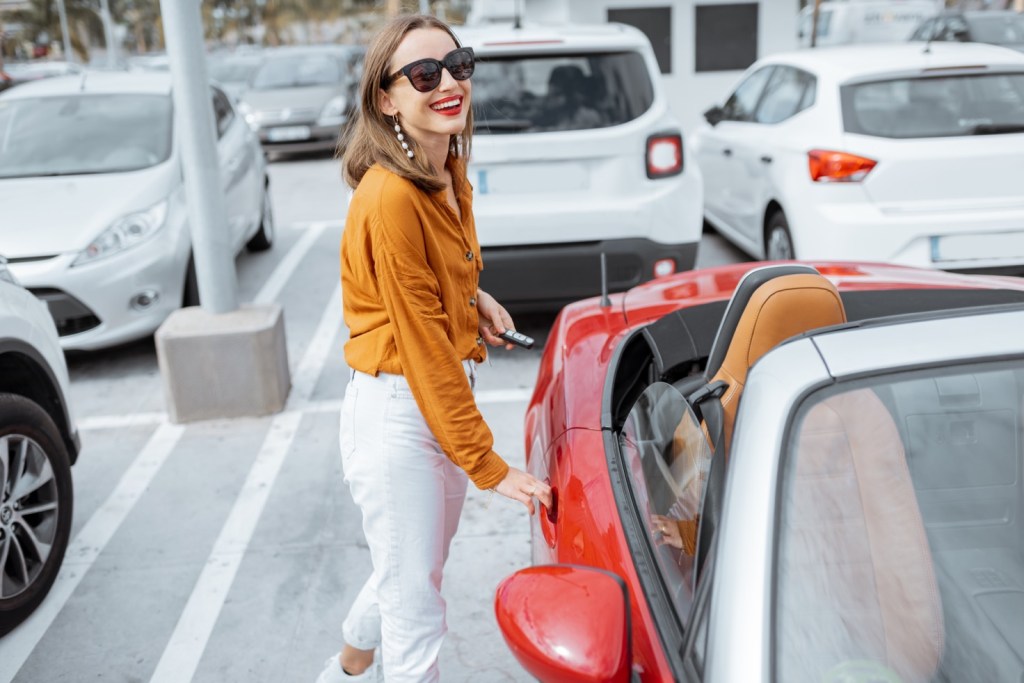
[0,153,748,683]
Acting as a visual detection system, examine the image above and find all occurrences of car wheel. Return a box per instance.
[246,185,274,252]
[183,255,200,307]
[0,393,73,638]
[766,211,796,261]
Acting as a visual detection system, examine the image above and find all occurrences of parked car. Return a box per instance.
[692,42,1024,269]
[238,45,363,155]
[0,61,83,93]
[456,22,703,311]
[495,261,1024,682]
[0,71,273,351]
[0,256,79,637]
[799,0,937,48]
[910,10,1024,52]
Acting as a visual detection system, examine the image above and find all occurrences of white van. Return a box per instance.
[798,1,939,48]
[455,22,704,310]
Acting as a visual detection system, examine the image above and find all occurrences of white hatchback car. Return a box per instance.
[456,22,704,310]
[0,71,273,351]
[693,42,1024,270]
[0,258,78,637]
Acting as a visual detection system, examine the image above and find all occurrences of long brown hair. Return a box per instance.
[341,15,473,193]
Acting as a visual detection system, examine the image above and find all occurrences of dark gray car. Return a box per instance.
[238,45,363,156]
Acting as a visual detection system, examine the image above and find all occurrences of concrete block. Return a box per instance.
[155,304,290,423]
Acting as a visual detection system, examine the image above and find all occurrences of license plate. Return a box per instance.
[266,125,311,142]
[931,232,1024,263]
[474,162,588,195]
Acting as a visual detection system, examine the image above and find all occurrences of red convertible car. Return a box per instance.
[495,261,1024,683]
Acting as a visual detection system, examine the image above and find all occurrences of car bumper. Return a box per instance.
[788,199,1024,271]
[9,233,188,351]
[257,123,341,153]
[479,238,699,311]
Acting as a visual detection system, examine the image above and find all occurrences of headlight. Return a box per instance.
[72,200,168,267]
[237,101,259,130]
[317,95,347,126]
[0,256,19,286]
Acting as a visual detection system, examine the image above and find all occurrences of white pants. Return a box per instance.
[339,362,474,683]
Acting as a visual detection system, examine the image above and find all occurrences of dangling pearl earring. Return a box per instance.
[394,116,413,159]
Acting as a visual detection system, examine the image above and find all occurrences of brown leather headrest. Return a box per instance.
[718,273,847,387]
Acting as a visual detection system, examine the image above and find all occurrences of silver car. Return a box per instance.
[238,45,362,155]
[0,71,273,351]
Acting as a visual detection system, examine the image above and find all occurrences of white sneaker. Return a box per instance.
[315,652,382,683]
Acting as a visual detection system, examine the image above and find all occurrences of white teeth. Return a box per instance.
[431,99,460,111]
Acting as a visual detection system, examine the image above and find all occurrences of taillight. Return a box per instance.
[808,149,877,182]
[646,132,683,179]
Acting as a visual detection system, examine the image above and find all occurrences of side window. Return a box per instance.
[754,67,815,124]
[913,18,936,40]
[211,87,235,139]
[618,383,713,621]
[946,17,970,41]
[721,66,774,122]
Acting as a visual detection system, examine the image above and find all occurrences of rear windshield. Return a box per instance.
[471,51,654,134]
[841,72,1024,138]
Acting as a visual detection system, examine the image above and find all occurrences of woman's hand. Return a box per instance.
[476,289,517,350]
[651,514,684,549]
[493,466,553,516]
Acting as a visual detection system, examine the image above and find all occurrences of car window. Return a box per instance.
[471,51,654,134]
[774,359,1024,683]
[721,66,774,122]
[211,87,234,138]
[251,53,343,90]
[968,15,1024,45]
[210,58,261,86]
[754,67,815,124]
[945,16,971,40]
[0,94,173,179]
[618,382,712,621]
[842,72,1024,138]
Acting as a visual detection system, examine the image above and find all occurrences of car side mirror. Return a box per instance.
[495,565,631,683]
[952,28,970,42]
[704,106,725,126]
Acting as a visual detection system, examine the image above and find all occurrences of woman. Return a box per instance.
[318,14,554,683]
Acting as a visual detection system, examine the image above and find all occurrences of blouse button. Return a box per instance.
[465,250,474,261]
[469,297,477,307]
[476,336,484,345]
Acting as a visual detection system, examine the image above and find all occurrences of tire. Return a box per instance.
[765,210,796,261]
[246,184,274,253]
[183,255,200,307]
[0,393,73,638]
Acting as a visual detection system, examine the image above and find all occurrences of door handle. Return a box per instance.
[722,148,733,157]
[760,155,773,164]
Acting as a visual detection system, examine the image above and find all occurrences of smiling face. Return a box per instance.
[378,28,471,152]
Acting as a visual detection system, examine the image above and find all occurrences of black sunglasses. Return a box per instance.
[384,47,475,93]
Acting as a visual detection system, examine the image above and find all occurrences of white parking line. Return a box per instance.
[288,282,342,405]
[252,221,334,305]
[147,411,303,683]
[0,422,185,681]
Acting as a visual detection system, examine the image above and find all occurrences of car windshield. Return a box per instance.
[250,54,342,90]
[841,71,1024,138]
[618,382,712,618]
[0,94,172,179]
[775,357,1024,682]
[472,51,654,134]
[210,58,261,85]
[969,14,1024,44]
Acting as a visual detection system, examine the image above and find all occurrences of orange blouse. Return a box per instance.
[341,161,509,490]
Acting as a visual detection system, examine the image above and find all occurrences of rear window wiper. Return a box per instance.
[967,123,1024,135]
[474,119,533,132]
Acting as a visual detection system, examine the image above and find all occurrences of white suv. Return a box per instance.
[457,22,704,310]
[0,256,78,637]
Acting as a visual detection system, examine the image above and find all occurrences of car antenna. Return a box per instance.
[600,252,611,308]
[513,0,522,29]
[923,16,938,54]
[79,71,88,91]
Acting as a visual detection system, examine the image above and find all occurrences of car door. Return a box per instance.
[211,86,257,249]
[727,67,817,250]
[695,66,774,248]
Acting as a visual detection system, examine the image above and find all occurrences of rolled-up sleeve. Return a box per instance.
[369,179,509,490]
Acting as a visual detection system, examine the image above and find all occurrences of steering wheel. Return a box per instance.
[824,660,903,683]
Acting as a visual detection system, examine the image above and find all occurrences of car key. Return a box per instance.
[498,329,535,350]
